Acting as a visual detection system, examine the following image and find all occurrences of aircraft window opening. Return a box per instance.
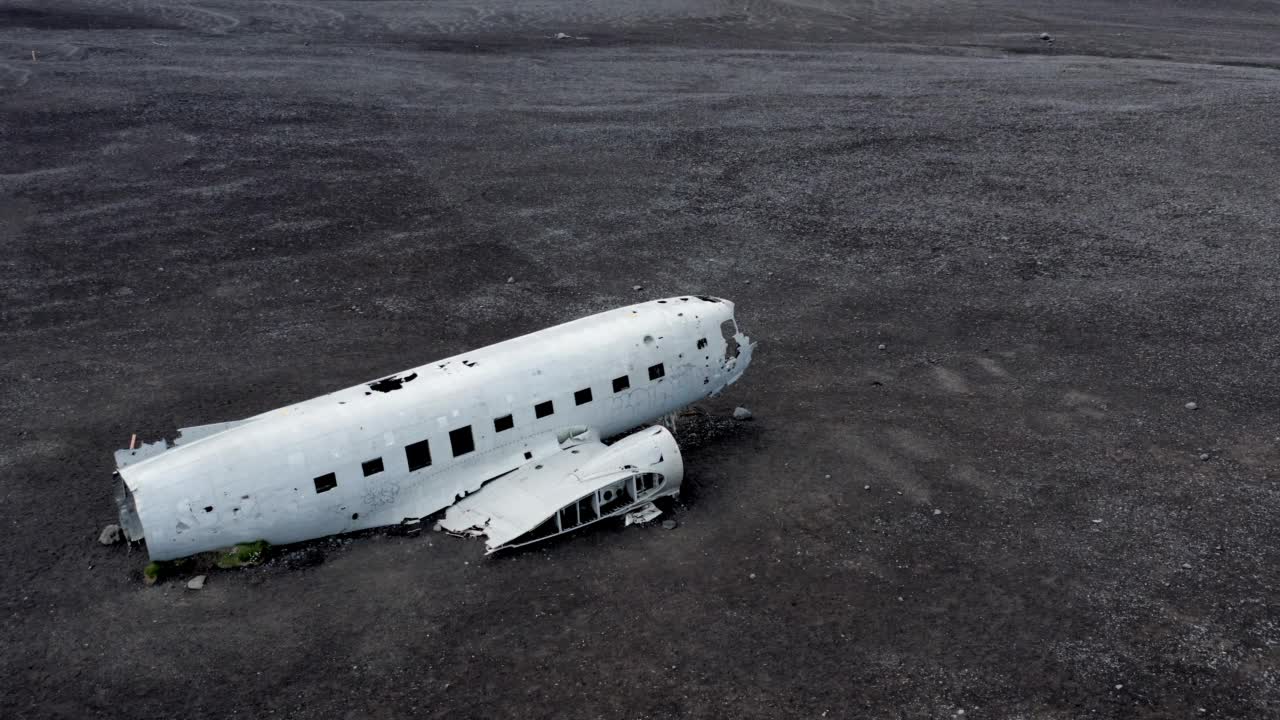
[524,451,533,460]
[560,503,580,529]
[494,414,514,432]
[578,495,598,523]
[649,363,665,381]
[405,438,432,471]
[362,457,384,477]
[599,481,636,514]
[697,338,707,349]
[720,319,740,359]
[635,473,660,495]
[658,300,667,303]
[352,512,359,520]
[535,400,555,418]
[203,506,213,513]
[313,472,337,494]
[613,375,630,392]
[450,426,475,457]
[575,387,593,405]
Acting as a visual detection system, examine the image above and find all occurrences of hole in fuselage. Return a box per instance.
[720,319,740,360]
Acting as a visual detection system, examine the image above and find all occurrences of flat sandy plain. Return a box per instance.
[1,1,1278,718]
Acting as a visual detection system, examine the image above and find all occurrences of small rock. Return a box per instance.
[749,573,756,579]
[506,276,515,284]
[1115,684,1123,690]
[864,485,870,491]
[1185,401,1198,410]
[661,519,677,530]
[877,343,886,351]
[186,575,206,591]
[97,524,122,545]
[432,522,442,532]
[824,474,831,479]
[1039,32,1052,41]
[1091,518,1103,523]
[933,508,942,516]
[1182,562,1192,569]
[1199,453,1210,461]
[554,32,572,40]
[733,406,753,420]
[632,284,643,291]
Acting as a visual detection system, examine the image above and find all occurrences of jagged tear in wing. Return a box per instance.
[440,425,683,552]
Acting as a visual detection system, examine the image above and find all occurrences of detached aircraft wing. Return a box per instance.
[440,426,682,552]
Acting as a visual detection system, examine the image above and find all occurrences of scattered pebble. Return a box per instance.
[661,519,678,530]
[1182,562,1193,569]
[824,474,831,479]
[1115,684,1123,690]
[432,522,442,532]
[186,575,206,591]
[733,406,753,420]
[1199,453,1210,461]
[1185,401,1198,410]
[506,276,515,284]
[1091,518,1103,523]
[864,485,871,491]
[749,573,757,580]
[632,284,643,291]
[97,524,122,545]
[877,343,886,351]
[933,508,942,516]
[553,32,573,40]
[1040,32,1053,41]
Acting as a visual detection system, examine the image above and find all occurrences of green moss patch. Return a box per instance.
[215,540,270,569]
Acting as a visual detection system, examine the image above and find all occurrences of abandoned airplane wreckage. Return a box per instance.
[112,296,754,560]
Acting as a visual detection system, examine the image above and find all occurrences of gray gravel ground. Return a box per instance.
[2,1,1278,718]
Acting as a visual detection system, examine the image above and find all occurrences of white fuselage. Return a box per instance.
[116,296,754,560]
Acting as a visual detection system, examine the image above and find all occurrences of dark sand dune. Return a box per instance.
[2,1,1278,718]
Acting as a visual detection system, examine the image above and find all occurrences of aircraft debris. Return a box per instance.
[98,524,122,545]
[624,502,663,527]
[111,297,754,560]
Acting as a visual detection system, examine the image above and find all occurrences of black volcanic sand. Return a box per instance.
[2,1,1278,718]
